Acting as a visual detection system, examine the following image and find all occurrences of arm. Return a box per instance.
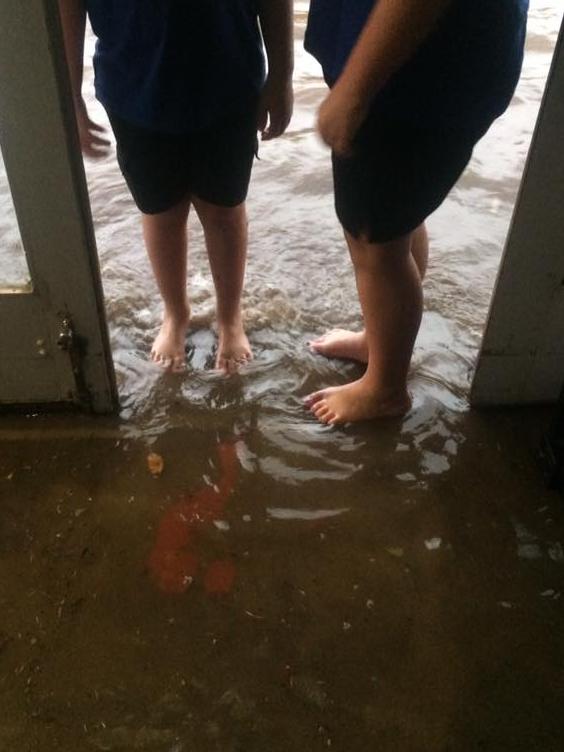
[257,0,294,140]
[58,0,110,158]
[58,0,86,103]
[318,0,452,155]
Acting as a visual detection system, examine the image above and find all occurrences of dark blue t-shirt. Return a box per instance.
[85,0,266,134]
[305,0,529,132]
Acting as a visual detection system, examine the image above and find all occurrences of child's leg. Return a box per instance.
[411,222,429,280]
[309,222,428,363]
[142,198,191,371]
[306,228,422,424]
[192,197,252,374]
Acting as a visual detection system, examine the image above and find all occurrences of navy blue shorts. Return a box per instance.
[108,106,258,214]
[332,115,488,244]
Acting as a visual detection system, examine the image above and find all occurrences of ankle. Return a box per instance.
[217,314,244,333]
[163,303,190,324]
[359,374,409,401]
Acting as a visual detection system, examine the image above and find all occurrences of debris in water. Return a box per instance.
[396,472,416,482]
[147,452,164,477]
[385,547,404,558]
[245,610,264,620]
[425,537,442,551]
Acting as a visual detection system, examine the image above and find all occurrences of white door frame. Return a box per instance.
[0,0,117,413]
[471,17,564,406]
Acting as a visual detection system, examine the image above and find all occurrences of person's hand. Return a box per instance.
[257,75,294,140]
[316,83,369,157]
[74,97,111,159]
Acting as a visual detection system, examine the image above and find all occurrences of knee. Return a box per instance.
[198,202,246,233]
[349,233,413,272]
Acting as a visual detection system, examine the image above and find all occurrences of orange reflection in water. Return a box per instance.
[148,440,240,595]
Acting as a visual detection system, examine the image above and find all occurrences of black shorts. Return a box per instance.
[333,115,488,244]
[107,106,259,214]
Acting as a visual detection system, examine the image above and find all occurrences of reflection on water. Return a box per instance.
[0,146,31,290]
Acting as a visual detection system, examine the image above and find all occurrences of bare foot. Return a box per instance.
[216,322,253,374]
[304,376,411,425]
[151,308,190,372]
[309,329,369,363]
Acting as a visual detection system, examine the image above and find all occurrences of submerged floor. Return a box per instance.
[1,407,563,752]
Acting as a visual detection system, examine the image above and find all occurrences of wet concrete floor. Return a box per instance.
[1,408,563,752]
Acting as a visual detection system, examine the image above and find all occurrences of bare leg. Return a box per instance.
[192,198,252,374]
[306,229,422,424]
[309,222,429,363]
[411,222,429,280]
[142,198,191,371]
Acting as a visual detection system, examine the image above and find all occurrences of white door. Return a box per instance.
[0,0,117,412]
[471,18,564,406]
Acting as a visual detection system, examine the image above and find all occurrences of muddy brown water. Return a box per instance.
[1,3,564,751]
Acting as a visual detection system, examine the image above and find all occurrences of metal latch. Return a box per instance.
[57,317,74,352]
[55,315,91,408]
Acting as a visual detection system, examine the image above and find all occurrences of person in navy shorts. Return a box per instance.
[304,0,528,424]
[59,0,293,373]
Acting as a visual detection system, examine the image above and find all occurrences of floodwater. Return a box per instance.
[2,2,564,751]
